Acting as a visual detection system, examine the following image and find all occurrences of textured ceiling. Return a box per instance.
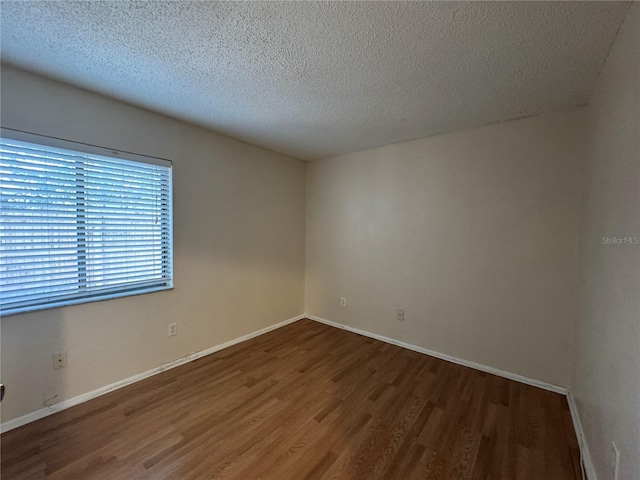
[0,1,631,160]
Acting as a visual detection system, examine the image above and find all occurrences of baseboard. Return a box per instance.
[308,314,599,478]
[1,313,572,436]
[567,392,597,480]
[0,314,306,434]
[305,315,568,395]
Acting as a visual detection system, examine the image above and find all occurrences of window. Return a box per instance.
[0,130,173,315]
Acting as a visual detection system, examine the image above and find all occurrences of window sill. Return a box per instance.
[0,284,174,317]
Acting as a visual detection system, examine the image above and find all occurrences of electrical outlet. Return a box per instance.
[396,308,405,322]
[168,323,177,336]
[52,352,67,370]
[340,297,347,307]
[611,441,620,480]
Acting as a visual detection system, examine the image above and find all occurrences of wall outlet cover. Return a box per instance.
[52,352,67,370]
[168,323,177,336]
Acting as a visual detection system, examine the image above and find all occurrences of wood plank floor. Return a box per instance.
[1,319,582,480]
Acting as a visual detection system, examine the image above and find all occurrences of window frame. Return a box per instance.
[0,128,174,316]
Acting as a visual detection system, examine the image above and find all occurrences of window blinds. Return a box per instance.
[0,135,173,315]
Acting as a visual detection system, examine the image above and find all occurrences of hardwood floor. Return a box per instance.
[1,319,582,479]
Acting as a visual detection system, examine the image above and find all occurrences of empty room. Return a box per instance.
[0,1,638,479]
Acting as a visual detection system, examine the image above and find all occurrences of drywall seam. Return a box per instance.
[306,315,568,395]
[567,392,598,480]
[0,314,306,433]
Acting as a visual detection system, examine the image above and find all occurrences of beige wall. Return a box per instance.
[572,4,639,480]
[306,108,585,388]
[0,66,307,423]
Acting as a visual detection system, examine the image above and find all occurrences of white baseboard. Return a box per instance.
[1,313,575,440]
[567,392,596,480]
[0,314,305,434]
[308,314,601,478]
[306,315,568,395]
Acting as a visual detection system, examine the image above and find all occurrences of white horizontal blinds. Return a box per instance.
[0,137,172,313]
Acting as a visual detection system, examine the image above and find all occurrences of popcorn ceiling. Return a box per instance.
[0,1,630,160]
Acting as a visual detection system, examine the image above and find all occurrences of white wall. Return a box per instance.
[0,66,307,423]
[571,4,639,480]
[306,108,585,388]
